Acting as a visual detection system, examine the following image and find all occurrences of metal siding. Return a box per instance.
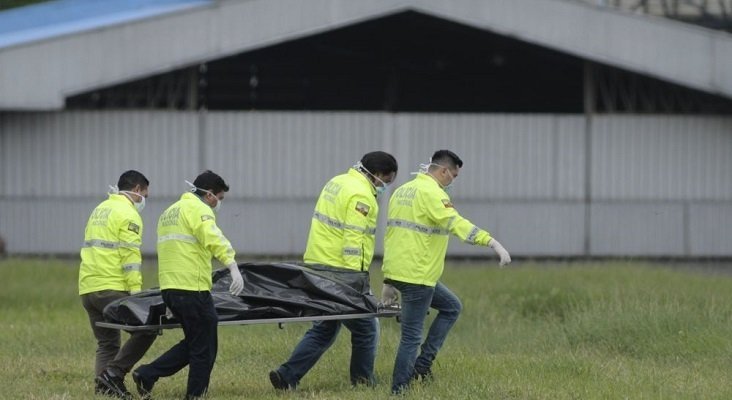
[447,202,585,256]
[403,114,579,200]
[203,112,389,199]
[1,111,731,257]
[0,198,98,254]
[556,117,586,200]
[1,111,198,198]
[590,203,685,256]
[216,199,313,256]
[0,114,5,195]
[593,116,732,200]
[0,198,314,256]
[689,203,732,257]
[0,198,193,254]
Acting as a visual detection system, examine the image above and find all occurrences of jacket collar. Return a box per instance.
[109,193,135,209]
[416,171,442,189]
[181,191,206,204]
[348,168,377,196]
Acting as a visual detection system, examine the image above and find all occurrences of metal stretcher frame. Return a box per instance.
[96,309,401,332]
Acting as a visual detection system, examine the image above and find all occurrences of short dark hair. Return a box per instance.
[360,151,398,175]
[117,170,149,191]
[431,150,463,169]
[193,170,229,195]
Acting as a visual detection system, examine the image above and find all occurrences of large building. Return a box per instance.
[1,0,731,258]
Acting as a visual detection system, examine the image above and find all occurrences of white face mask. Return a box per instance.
[207,191,222,213]
[442,167,456,193]
[110,185,146,213]
[185,180,222,212]
[354,161,390,197]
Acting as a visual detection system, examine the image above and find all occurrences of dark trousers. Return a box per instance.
[136,290,218,397]
[275,317,379,388]
[81,290,157,377]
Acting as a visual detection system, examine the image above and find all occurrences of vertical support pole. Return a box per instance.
[198,63,207,171]
[198,109,207,172]
[583,61,595,257]
[683,202,691,256]
[187,66,198,111]
[0,111,5,197]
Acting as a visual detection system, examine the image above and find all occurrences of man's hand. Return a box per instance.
[228,263,244,296]
[381,283,400,306]
[489,239,511,267]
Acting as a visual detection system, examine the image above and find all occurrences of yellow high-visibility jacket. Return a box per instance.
[157,192,236,291]
[79,194,143,295]
[382,173,493,287]
[304,168,378,271]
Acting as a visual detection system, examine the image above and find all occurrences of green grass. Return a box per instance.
[3,258,732,399]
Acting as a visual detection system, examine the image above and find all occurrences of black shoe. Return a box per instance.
[412,366,433,383]
[391,383,409,395]
[351,375,376,387]
[132,370,154,399]
[269,370,293,390]
[95,381,112,396]
[95,370,133,399]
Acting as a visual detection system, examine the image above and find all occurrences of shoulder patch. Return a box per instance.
[441,199,453,208]
[127,222,140,234]
[201,215,214,222]
[355,201,370,217]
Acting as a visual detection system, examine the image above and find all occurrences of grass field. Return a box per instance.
[3,258,732,399]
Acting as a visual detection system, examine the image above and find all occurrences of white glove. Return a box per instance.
[489,239,511,267]
[227,263,244,296]
[381,283,400,306]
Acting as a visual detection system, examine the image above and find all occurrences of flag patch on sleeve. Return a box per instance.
[441,199,453,208]
[355,201,370,216]
[127,222,140,234]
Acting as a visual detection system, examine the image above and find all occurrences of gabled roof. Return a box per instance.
[1,0,731,110]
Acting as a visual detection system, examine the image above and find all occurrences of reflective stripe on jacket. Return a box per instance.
[157,192,236,291]
[382,173,493,287]
[303,168,378,271]
[79,194,143,294]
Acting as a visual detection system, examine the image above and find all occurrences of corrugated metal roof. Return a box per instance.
[0,0,210,49]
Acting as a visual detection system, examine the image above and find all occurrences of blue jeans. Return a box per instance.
[275,317,379,387]
[136,290,218,397]
[389,281,462,394]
